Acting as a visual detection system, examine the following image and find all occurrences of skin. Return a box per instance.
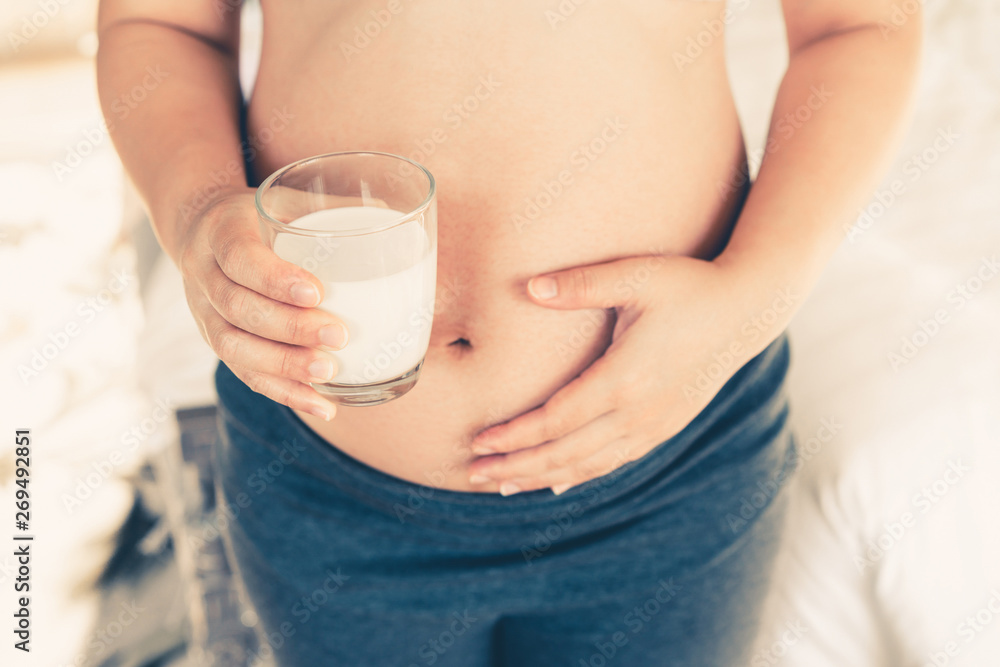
[97,0,922,495]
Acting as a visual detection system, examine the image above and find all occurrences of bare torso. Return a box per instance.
[247,0,748,490]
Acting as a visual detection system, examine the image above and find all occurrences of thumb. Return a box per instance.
[527,255,663,310]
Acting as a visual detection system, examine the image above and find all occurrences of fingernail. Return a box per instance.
[529,276,558,300]
[308,404,333,421]
[291,282,321,307]
[308,357,336,382]
[551,484,572,495]
[468,474,491,484]
[319,323,349,349]
[499,482,522,496]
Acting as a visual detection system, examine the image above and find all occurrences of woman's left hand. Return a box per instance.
[467,253,795,496]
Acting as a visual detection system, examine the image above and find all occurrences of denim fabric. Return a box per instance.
[212,334,796,666]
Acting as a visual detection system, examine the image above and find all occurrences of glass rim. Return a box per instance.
[255,151,436,237]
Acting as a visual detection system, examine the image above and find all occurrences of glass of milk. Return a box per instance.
[256,152,437,407]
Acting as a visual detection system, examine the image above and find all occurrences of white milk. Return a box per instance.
[272,207,436,385]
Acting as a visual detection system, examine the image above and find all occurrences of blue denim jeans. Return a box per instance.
[212,334,796,666]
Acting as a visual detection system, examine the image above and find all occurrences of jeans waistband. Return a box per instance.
[214,332,792,530]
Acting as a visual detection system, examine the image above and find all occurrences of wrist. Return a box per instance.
[712,249,802,350]
[177,180,251,227]
[155,182,252,262]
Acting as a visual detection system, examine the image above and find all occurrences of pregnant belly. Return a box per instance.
[289,150,746,491]
[290,180,745,491]
[250,0,748,490]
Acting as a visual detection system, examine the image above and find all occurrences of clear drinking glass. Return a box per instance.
[256,151,437,407]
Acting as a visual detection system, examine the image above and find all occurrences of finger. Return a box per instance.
[209,219,325,308]
[192,298,341,386]
[471,355,617,455]
[226,364,337,421]
[503,439,638,495]
[201,261,348,350]
[527,254,667,310]
[467,413,620,483]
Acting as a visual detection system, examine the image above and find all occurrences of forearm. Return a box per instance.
[718,20,923,307]
[96,19,245,263]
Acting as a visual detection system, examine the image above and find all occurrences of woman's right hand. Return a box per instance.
[175,189,348,420]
